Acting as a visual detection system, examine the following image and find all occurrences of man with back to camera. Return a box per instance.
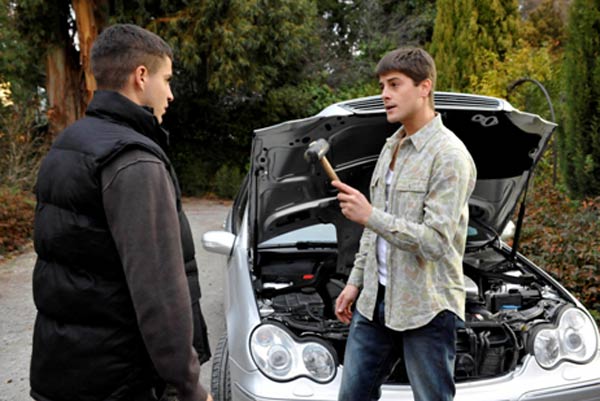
[332,47,477,400]
[30,24,213,401]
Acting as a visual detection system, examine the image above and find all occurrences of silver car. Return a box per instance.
[202,93,600,401]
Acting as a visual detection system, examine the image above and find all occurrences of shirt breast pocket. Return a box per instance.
[394,178,428,222]
[369,176,382,206]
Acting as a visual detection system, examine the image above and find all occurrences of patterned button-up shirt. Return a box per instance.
[347,114,476,331]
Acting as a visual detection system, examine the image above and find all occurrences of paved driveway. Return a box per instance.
[0,199,230,401]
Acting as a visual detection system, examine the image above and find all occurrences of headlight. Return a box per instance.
[250,323,337,383]
[530,307,598,369]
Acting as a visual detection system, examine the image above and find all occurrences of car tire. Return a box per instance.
[211,334,232,401]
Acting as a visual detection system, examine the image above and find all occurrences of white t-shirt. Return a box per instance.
[377,168,394,286]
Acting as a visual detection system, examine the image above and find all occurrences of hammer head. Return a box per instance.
[304,138,330,163]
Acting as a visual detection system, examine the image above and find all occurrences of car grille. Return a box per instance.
[340,92,504,114]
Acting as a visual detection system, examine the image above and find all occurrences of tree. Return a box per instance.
[15,0,107,135]
[429,0,520,92]
[522,0,567,52]
[0,0,44,104]
[314,0,436,89]
[560,0,600,197]
[105,0,323,193]
[72,0,108,103]
[145,0,319,96]
[1,1,51,192]
[6,1,444,195]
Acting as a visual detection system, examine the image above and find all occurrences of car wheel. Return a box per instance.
[211,334,232,401]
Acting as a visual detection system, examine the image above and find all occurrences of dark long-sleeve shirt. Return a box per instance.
[101,149,209,401]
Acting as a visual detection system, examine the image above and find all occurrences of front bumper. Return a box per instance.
[229,353,600,401]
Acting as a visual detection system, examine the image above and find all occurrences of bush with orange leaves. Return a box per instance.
[520,158,600,325]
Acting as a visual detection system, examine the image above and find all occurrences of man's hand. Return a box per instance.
[206,394,214,401]
[335,284,359,324]
[331,180,372,226]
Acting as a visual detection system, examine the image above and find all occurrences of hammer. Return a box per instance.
[304,138,340,182]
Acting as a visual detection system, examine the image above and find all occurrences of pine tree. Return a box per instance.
[561,0,600,197]
[429,0,520,92]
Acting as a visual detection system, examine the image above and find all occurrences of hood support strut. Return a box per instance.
[509,170,531,262]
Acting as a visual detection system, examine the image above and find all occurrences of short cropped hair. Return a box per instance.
[91,24,173,91]
[376,47,436,108]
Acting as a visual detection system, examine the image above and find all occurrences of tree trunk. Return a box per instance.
[45,45,85,136]
[72,0,109,103]
[45,0,109,136]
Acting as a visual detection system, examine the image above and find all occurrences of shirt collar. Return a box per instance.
[387,113,443,152]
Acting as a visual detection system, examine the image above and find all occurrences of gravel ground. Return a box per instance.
[0,198,231,400]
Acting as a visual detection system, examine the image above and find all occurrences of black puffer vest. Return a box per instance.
[31,91,209,401]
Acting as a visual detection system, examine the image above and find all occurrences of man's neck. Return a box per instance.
[402,107,436,136]
[118,87,143,107]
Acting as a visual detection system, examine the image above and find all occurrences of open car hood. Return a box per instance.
[249,92,556,271]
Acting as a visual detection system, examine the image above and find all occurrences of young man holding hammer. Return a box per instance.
[332,47,476,401]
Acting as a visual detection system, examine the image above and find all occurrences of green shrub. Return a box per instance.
[0,186,35,255]
[169,135,248,197]
[560,0,600,198]
[174,156,214,197]
[212,164,245,200]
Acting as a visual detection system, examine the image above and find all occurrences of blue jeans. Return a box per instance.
[338,285,457,401]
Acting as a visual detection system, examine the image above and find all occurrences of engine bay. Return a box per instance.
[253,244,570,383]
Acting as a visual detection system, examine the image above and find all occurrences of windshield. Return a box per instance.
[258,221,496,249]
[258,224,337,248]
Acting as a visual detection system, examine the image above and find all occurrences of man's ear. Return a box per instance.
[419,78,432,98]
[133,65,149,90]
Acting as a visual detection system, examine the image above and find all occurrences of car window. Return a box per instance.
[259,223,337,247]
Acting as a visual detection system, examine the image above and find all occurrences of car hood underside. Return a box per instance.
[249,93,556,274]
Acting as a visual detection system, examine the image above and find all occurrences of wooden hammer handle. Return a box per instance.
[320,156,340,182]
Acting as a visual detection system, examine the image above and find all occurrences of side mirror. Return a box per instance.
[201,230,236,255]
